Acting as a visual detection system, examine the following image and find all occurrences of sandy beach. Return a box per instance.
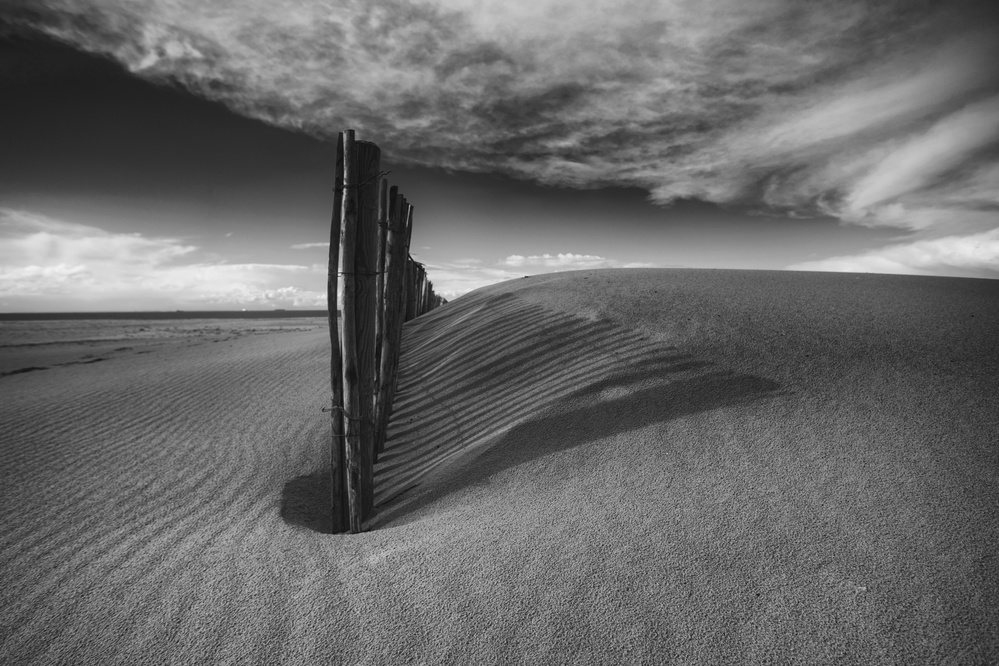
[1,268,997,664]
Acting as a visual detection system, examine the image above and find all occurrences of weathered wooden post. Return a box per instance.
[418,266,427,317]
[406,257,416,321]
[420,266,429,316]
[353,141,380,519]
[405,257,417,322]
[414,264,422,318]
[394,198,407,328]
[336,130,363,533]
[422,272,430,315]
[328,132,347,534]
[382,202,413,446]
[404,207,415,321]
[375,187,405,456]
[373,177,389,417]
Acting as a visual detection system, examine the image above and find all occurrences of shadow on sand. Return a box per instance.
[372,363,781,527]
[280,472,333,534]
[282,289,782,534]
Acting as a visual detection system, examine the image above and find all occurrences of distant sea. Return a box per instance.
[0,310,331,322]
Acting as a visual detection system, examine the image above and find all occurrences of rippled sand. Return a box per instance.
[2,269,997,664]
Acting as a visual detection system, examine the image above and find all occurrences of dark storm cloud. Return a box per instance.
[3,0,998,259]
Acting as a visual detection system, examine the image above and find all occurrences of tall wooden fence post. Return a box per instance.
[337,130,364,534]
[373,177,389,457]
[414,264,422,318]
[405,257,416,322]
[353,140,380,519]
[419,266,428,316]
[328,132,347,534]
[402,206,415,325]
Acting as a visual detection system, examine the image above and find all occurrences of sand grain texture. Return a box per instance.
[1,269,997,664]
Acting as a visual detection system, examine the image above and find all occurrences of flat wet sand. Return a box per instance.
[0,318,324,377]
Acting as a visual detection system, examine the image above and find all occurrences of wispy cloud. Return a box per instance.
[842,96,999,219]
[501,253,611,269]
[290,242,330,250]
[5,0,999,277]
[788,227,999,279]
[500,253,657,271]
[0,209,325,310]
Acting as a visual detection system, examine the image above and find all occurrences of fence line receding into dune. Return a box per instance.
[328,130,445,534]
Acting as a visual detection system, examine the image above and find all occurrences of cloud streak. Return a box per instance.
[502,253,610,270]
[4,0,999,277]
[788,227,999,279]
[843,96,999,215]
[501,253,656,270]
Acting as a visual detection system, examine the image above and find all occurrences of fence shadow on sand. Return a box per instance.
[281,289,782,533]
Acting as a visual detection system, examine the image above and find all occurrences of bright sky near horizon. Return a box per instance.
[1,0,998,311]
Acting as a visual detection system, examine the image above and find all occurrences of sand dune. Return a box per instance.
[2,269,997,664]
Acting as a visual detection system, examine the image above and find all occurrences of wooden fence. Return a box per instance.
[328,129,443,534]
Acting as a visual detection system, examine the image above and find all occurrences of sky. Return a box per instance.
[1,0,998,311]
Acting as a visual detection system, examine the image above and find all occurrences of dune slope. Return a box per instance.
[1,269,997,664]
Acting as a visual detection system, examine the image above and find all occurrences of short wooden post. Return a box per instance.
[328,132,347,534]
[353,140,380,519]
[337,129,363,534]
